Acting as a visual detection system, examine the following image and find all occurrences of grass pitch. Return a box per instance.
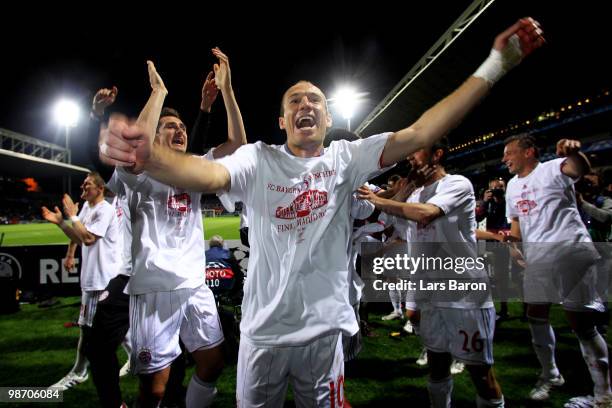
[0,216,240,247]
[0,300,600,407]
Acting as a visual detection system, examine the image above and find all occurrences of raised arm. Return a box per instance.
[209,47,247,159]
[188,71,217,154]
[87,87,118,179]
[556,138,591,179]
[136,61,168,148]
[380,18,545,166]
[99,61,168,172]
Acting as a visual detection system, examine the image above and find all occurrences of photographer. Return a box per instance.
[476,178,512,320]
[577,170,612,242]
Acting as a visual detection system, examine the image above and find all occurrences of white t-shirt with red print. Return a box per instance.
[115,150,215,294]
[217,133,391,346]
[78,199,121,291]
[506,158,594,263]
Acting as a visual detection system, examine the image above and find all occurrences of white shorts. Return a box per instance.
[79,290,102,327]
[129,284,224,374]
[420,307,495,365]
[342,304,362,362]
[523,259,604,312]
[237,334,344,408]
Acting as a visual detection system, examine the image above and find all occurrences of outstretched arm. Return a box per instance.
[209,47,247,159]
[380,18,545,166]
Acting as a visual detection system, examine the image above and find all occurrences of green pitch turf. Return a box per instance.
[0,216,240,247]
[0,300,602,407]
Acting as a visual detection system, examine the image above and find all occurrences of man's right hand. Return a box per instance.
[483,190,493,202]
[99,114,151,171]
[92,86,118,117]
[63,256,75,271]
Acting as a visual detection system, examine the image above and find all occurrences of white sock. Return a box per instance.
[577,329,611,398]
[389,290,402,314]
[122,329,132,355]
[186,374,217,408]
[528,318,560,379]
[428,376,452,408]
[71,329,89,376]
[476,394,505,407]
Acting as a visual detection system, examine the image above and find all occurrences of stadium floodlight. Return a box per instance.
[53,99,80,128]
[329,86,367,132]
[52,98,80,194]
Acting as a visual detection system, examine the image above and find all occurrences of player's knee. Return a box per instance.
[574,325,598,341]
[428,352,452,381]
[467,365,501,399]
[194,348,224,382]
[526,303,550,320]
[143,382,166,403]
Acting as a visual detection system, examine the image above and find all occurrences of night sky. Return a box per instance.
[1,1,609,169]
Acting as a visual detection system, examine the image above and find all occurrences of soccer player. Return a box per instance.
[503,134,611,406]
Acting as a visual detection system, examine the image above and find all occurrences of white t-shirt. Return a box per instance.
[405,174,492,309]
[106,172,132,276]
[505,158,595,263]
[217,133,391,346]
[78,199,121,291]
[116,155,210,294]
[347,195,377,306]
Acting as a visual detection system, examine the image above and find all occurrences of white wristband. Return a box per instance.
[473,34,523,85]
[70,216,80,223]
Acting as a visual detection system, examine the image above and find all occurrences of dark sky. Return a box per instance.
[1,1,609,168]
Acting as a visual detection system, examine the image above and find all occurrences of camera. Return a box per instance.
[490,188,505,199]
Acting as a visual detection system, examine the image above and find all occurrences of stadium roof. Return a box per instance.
[355,1,610,148]
[0,149,90,178]
[0,128,90,179]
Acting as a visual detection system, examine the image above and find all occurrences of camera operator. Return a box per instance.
[476,178,512,320]
[576,170,612,242]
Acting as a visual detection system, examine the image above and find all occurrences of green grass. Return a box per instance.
[0,301,602,407]
[0,216,240,246]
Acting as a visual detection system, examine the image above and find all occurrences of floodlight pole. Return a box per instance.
[65,126,71,194]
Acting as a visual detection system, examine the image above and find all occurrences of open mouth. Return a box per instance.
[171,135,185,147]
[295,115,316,130]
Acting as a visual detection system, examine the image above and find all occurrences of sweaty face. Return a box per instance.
[279,82,332,150]
[157,116,188,153]
[80,176,102,202]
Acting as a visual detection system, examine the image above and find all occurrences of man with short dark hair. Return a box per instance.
[42,172,121,392]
